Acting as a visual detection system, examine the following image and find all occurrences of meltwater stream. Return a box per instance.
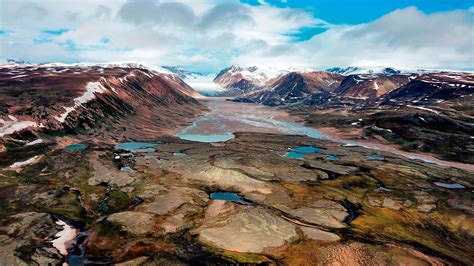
[176,97,323,142]
[176,97,474,170]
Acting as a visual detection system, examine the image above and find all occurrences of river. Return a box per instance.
[176,97,474,171]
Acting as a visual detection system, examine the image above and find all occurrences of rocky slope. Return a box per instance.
[334,74,411,100]
[232,68,473,163]
[383,72,474,105]
[235,69,474,108]
[1,132,472,264]
[0,63,205,141]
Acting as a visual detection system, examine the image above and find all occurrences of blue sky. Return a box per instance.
[242,0,473,21]
[242,0,474,41]
[0,0,473,71]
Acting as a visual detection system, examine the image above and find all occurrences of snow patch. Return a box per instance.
[55,82,106,123]
[373,81,379,90]
[10,155,39,168]
[0,116,40,137]
[50,220,78,256]
[407,105,440,115]
[25,139,44,146]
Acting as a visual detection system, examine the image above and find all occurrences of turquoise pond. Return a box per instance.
[284,151,306,159]
[434,182,465,189]
[64,144,87,150]
[173,152,187,157]
[114,142,157,152]
[367,155,385,161]
[291,146,324,153]
[285,146,337,160]
[176,133,235,143]
[210,192,251,205]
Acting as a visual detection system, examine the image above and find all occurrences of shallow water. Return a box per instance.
[114,142,156,152]
[173,152,187,157]
[285,151,306,159]
[176,133,234,143]
[434,182,465,189]
[65,144,87,150]
[175,98,323,143]
[291,146,324,153]
[326,154,339,161]
[210,192,252,205]
[367,155,385,161]
[176,98,474,170]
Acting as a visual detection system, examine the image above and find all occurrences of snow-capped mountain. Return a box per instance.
[162,66,203,80]
[212,65,314,96]
[325,66,401,76]
[234,71,344,106]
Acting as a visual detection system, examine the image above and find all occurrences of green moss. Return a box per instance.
[213,249,271,264]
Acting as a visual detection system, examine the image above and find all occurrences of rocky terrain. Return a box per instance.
[0,132,472,265]
[229,67,473,164]
[0,63,473,265]
[0,63,206,142]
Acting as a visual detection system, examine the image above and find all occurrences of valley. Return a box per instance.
[0,63,473,265]
[2,1,473,265]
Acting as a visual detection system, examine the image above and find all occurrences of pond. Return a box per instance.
[64,144,87,150]
[210,192,252,205]
[176,133,235,143]
[284,151,306,159]
[114,142,157,152]
[291,146,324,153]
[173,152,187,157]
[367,155,385,161]
[434,182,465,189]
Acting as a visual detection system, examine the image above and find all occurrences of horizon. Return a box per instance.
[1,0,473,72]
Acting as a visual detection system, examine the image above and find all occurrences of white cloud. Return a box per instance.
[0,1,472,72]
[301,7,474,70]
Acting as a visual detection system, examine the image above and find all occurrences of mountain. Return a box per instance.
[233,67,474,108]
[161,66,204,80]
[383,72,474,105]
[235,71,343,106]
[326,66,401,76]
[6,59,32,65]
[325,66,402,76]
[213,65,287,96]
[334,74,411,99]
[0,63,205,140]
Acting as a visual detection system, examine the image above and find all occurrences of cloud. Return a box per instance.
[301,7,474,70]
[197,2,255,31]
[118,0,197,28]
[0,1,472,72]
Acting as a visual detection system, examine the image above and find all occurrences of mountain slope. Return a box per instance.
[383,72,474,105]
[213,65,286,96]
[0,64,205,140]
[235,71,344,106]
[334,74,411,99]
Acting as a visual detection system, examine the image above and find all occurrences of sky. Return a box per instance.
[0,0,473,72]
